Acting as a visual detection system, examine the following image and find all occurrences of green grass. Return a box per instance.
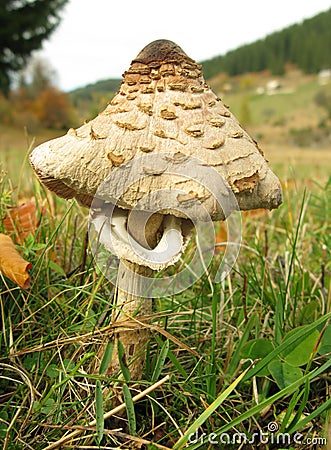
[0,140,331,449]
[0,125,60,195]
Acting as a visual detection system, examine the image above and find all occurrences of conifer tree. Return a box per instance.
[0,0,68,95]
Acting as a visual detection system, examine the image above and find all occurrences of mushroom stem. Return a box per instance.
[107,259,153,380]
[92,209,187,380]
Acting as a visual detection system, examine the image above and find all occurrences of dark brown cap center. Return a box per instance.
[133,39,196,66]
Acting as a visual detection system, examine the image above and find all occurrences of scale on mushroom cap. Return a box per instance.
[30,39,282,379]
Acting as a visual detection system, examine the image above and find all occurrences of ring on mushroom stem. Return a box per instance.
[91,207,185,269]
[89,190,223,299]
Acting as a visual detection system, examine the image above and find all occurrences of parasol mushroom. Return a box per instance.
[30,39,282,380]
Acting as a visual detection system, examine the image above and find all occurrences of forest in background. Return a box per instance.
[69,8,331,108]
[202,8,331,79]
[0,8,330,131]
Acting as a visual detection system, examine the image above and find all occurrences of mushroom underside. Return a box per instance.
[90,205,193,271]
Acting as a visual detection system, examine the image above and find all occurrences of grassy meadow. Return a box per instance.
[0,71,330,449]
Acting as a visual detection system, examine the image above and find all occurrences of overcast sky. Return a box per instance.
[39,0,331,91]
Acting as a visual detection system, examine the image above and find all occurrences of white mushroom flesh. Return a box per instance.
[91,208,188,271]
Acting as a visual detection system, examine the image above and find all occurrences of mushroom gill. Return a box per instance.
[90,207,191,271]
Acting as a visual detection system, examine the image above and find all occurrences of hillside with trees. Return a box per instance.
[1,8,330,133]
[0,57,76,131]
[69,78,121,122]
[202,8,331,79]
[69,8,331,107]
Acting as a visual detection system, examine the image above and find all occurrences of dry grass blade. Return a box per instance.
[43,375,170,449]
[102,428,173,449]
[0,363,35,450]
[149,323,200,358]
[10,311,200,358]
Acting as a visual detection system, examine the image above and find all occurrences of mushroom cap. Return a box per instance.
[30,39,282,220]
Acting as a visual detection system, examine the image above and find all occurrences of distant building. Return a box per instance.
[266,80,281,94]
[318,69,331,85]
[222,83,232,92]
